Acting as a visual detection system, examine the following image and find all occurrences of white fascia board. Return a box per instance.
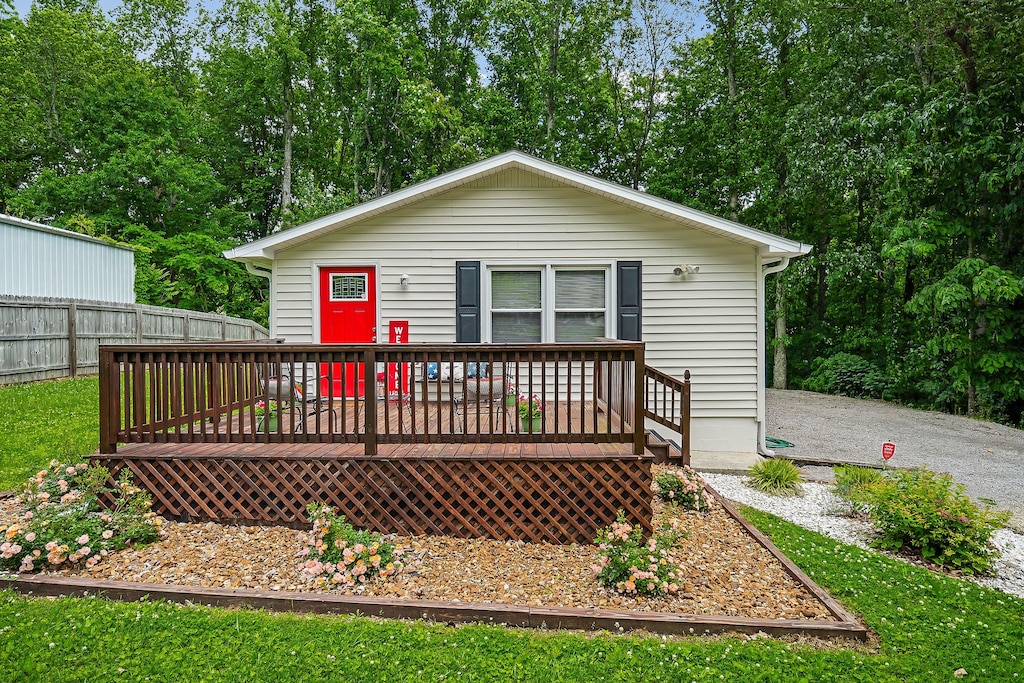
[222,151,814,261]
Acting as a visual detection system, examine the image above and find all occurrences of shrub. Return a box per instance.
[300,504,404,588]
[653,467,713,512]
[803,352,887,398]
[746,458,803,496]
[0,460,162,573]
[851,468,1010,575]
[592,512,684,597]
[832,465,884,513]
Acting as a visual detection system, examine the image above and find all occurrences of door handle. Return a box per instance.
[372,335,377,342]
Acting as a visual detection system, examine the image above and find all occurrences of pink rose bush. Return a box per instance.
[652,466,714,512]
[0,460,164,574]
[299,503,404,590]
[592,512,684,598]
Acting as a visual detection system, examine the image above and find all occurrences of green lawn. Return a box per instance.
[0,377,99,491]
[1,379,1023,680]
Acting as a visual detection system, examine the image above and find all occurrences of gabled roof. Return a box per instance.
[223,151,812,264]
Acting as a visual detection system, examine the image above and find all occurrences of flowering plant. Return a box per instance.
[653,467,713,512]
[592,512,684,597]
[849,468,1009,575]
[516,394,543,420]
[0,460,163,574]
[254,400,279,419]
[299,503,404,589]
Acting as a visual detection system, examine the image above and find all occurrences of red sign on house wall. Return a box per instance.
[387,321,409,395]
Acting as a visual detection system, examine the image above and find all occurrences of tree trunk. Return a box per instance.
[773,276,787,389]
[545,22,559,160]
[281,70,294,230]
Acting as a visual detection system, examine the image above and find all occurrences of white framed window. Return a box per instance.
[487,265,610,342]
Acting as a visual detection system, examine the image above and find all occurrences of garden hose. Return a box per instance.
[766,436,794,449]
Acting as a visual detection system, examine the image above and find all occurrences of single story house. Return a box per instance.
[224,151,811,460]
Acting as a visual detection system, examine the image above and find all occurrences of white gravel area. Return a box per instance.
[701,472,1024,601]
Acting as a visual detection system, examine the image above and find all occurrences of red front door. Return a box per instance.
[319,266,377,397]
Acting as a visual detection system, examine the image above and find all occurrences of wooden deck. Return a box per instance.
[94,342,690,543]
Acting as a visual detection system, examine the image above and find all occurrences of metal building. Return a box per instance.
[0,214,135,304]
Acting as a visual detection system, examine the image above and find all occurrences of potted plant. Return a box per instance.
[505,380,518,407]
[517,394,543,433]
[255,400,279,432]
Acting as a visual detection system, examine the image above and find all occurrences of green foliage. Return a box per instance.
[850,468,1010,575]
[803,353,887,399]
[653,467,712,512]
[1,462,161,572]
[592,512,683,597]
[746,458,803,497]
[831,465,883,513]
[515,394,543,421]
[300,503,403,588]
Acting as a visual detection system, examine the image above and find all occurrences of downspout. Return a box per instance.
[245,262,274,337]
[758,256,790,456]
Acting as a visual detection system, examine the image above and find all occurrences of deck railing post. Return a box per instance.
[682,369,691,466]
[633,344,645,455]
[364,348,377,455]
[98,347,117,454]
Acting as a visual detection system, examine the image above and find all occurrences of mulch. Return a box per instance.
[0,470,833,622]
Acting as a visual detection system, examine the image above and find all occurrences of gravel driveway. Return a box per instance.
[766,389,1024,530]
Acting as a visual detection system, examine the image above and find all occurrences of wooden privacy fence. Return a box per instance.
[0,296,269,385]
[98,342,648,455]
[92,445,653,544]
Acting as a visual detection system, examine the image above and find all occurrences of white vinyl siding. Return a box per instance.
[273,167,762,451]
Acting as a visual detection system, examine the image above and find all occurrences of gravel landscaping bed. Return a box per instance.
[702,472,1024,600]
[0,485,834,622]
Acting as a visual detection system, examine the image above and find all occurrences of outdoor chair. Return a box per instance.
[260,375,339,433]
[453,363,512,433]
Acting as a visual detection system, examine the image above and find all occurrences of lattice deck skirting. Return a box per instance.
[92,443,653,544]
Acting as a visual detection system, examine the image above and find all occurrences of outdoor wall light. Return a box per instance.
[400,273,410,286]
[673,264,699,277]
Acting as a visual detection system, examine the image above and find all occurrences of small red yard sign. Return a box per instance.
[881,442,896,461]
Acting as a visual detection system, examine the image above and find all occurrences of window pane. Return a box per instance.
[492,271,541,309]
[331,274,367,301]
[555,312,606,342]
[493,312,542,342]
[555,270,604,309]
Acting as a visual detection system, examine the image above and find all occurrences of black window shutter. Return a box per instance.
[455,261,481,342]
[616,261,642,341]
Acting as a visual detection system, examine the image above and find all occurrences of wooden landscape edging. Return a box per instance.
[0,484,868,641]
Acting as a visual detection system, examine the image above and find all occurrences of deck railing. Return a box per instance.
[98,342,647,455]
[643,366,692,465]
